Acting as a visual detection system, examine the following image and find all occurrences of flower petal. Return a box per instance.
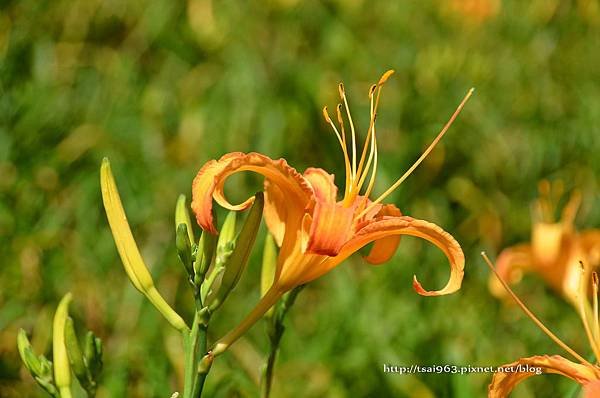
[306,201,356,256]
[263,179,287,247]
[356,216,464,296]
[364,204,403,265]
[191,152,313,234]
[532,222,567,267]
[297,216,464,294]
[488,355,597,398]
[488,244,532,298]
[580,229,600,266]
[584,379,600,398]
[303,167,338,203]
[302,168,358,256]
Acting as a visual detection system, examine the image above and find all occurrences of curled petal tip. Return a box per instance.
[412,275,439,296]
[412,275,427,295]
[412,274,462,297]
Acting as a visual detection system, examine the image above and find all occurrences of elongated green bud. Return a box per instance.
[101,159,155,293]
[101,158,188,332]
[202,211,237,299]
[36,377,60,398]
[17,329,58,397]
[53,293,73,398]
[175,194,195,244]
[176,223,194,278]
[210,193,264,311]
[64,318,86,380]
[84,331,103,379]
[261,234,277,318]
[17,329,43,376]
[216,211,237,267]
[195,231,216,283]
[65,317,97,395]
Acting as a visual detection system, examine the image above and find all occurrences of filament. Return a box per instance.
[355,84,380,195]
[336,104,352,199]
[323,106,352,195]
[358,88,474,219]
[593,272,599,343]
[355,71,394,191]
[339,83,357,181]
[578,262,600,361]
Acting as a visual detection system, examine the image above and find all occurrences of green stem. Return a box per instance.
[183,292,212,398]
[260,334,281,398]
[182,320,198,398]
[194,349,213,397]
[190,314,210,398]
[259,286,304,398]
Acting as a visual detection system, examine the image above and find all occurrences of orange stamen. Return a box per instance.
[562,190,582,226]
[363,136,378,202]
[351,86,379,204]
[323,106,352,196]
[354,91,379,212]
[358,88,474,219]
[578,261,600,361]
[352,84,378,198]
[336,104,352,199]
[339,83,357,181]
[593,272,599,342]
[354,71,394,192]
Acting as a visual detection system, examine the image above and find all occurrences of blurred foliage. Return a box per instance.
[1,0,600,396]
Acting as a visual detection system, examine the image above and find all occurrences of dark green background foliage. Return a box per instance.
[1,0,600,396]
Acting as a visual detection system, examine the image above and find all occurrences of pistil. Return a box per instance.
[482,252,594,368]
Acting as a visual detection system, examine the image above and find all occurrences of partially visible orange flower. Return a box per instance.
[192,71,473,354]
[448,0,500,23]
[490,180,600,305]
[484,253,600,397]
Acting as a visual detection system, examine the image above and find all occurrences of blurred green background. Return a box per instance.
[2,0,600,396]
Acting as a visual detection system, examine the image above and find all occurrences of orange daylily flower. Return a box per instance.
[490,180,600,305]
[447,0,500,23]
[484,253,600,397]
[192,71,472,355]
